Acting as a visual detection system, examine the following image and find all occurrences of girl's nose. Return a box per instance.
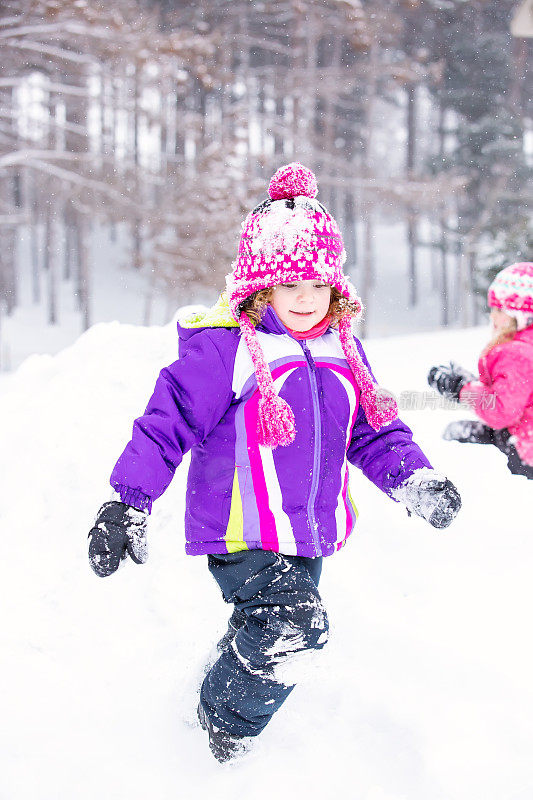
[295,286,311,302]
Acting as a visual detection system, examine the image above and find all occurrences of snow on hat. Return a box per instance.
[226,162,362,319]
[225,163,398,448]
[488,262,533,330]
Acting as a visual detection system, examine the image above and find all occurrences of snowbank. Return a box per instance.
[0,319,531,800]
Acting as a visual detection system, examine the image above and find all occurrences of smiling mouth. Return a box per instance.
[290,310,314,315]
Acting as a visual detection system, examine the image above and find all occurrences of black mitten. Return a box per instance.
[442,420,495,444]
[392,469,462,529]
[88,501,148,577]
[427,362,476,402]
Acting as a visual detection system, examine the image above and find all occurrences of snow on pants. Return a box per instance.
[200,549,328,738]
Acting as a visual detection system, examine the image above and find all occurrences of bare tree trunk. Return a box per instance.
[132,64,143,270]
[0,160,18,315]
[132,223,142,270]
[30,180,41,304]
[439,211,449,327]
[75,216,83,313]
[47,195,61,325]
[143,272,155,327]
[237,9,254,172]
[458,248,470,328]
[0,224,16,370]
[407,213,417,306]
[97,65,105,161]
[344,192,357,269]
[406,83,417,307]
[111,73,119,169]
[43,210,50,274]
[437,99,448,325]
[159,76,169,182]
[510,37,527,115]
[468,251,479,325]
[78,214,91,331]
[454,237,462,323]
[430,221,439,291]
[361,208,374,339]
[360,38,378,334]
[0,228,17,314]
[63,201,73,281]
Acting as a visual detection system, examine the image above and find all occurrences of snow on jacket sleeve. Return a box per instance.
[459,343,533,430]
[347,339,432,494]
[110,330,235,512]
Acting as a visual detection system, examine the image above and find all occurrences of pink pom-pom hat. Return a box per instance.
[226,162,362,320]
[225,163,398,447]
[488,262,533,330]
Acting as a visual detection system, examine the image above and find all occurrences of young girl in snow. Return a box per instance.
[428,262,533,480]
[88,163,461,762]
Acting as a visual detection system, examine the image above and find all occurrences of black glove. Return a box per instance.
[427,362,476,402]
[442,420,494,444]
[392,469,462,529]
[88,501,148,577]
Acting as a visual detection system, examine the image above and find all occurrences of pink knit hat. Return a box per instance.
[488,262,533,330]
[226,162,398,447]
[226,162,361,318]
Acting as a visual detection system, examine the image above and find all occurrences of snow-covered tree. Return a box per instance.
[422,0,532,323]
[0,0,215,337]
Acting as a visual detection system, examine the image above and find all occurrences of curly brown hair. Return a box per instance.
[238,285,360,327]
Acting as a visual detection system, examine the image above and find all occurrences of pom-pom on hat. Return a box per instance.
[226,163,398,448]
[268,162,318,201]
[488,262,533,330]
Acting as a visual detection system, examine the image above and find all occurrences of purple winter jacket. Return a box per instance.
[110,304,431,558]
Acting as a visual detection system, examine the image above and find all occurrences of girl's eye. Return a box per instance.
[314,284,329,289]
[281,283,297,288]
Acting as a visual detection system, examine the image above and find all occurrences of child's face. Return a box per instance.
[270,280,332,331]
[490,308,513,332]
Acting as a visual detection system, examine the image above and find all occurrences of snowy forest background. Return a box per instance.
[2,5,533,795]
[1,0,532,370]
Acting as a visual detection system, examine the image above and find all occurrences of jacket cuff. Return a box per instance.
[111,483,152,514]
[385,455,433,497]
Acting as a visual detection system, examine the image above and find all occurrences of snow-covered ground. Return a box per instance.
[1,317,531,800]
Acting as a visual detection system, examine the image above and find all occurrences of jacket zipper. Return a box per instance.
[300,340,322,555]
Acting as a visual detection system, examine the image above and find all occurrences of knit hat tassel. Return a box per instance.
[338,316,398,431]
[239,312,296,448]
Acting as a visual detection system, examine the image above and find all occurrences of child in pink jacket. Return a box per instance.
[427,262,533,479]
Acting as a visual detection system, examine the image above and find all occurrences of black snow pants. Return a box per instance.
[199,549,328,738]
